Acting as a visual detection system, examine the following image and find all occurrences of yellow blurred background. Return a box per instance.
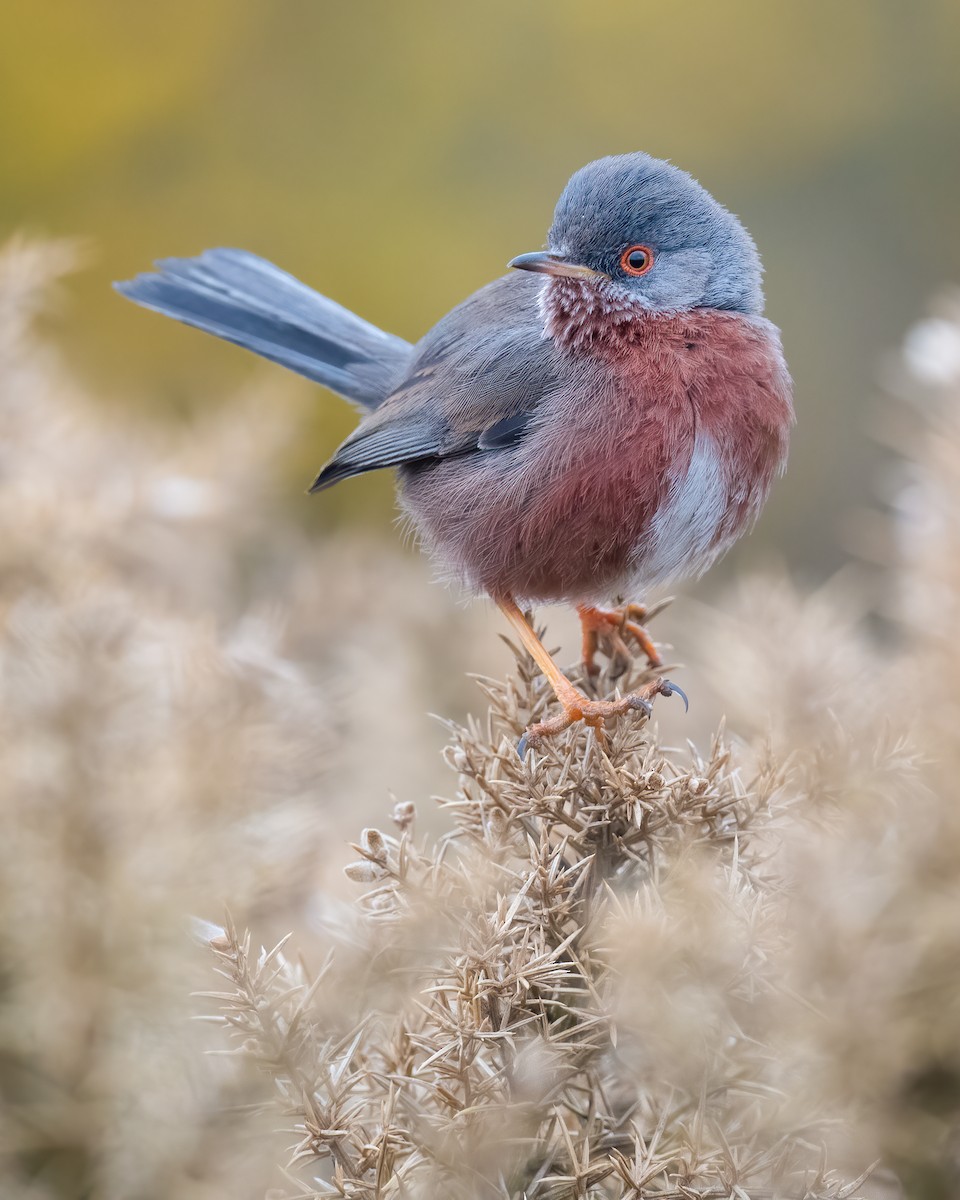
[5,0,960,570]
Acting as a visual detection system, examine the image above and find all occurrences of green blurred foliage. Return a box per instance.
[4,0,960,566]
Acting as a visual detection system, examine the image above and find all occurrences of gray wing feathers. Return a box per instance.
[309,421,444,491]
[477,409,534,449]
[115,248,413,410]
[311,273,560,489]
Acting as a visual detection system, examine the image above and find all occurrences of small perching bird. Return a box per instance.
[117,152,793,749]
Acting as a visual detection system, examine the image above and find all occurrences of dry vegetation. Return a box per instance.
[2,241,960,1199]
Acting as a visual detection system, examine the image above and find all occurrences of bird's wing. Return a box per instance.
[309,273,560,491]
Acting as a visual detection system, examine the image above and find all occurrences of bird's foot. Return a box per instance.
[578,602,663,677]
[518,675,686,756]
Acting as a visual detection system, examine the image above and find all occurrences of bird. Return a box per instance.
[116,152,794,750]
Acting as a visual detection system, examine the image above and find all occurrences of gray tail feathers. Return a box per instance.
[115,248,413,410]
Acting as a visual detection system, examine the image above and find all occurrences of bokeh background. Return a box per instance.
[5,0,960,565]
[4,7,960,1196]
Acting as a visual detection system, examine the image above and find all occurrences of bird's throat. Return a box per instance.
[539,277,649,353]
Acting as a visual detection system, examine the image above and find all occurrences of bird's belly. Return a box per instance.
[401,413,776,604]
[630,430,738,590]
[401,416,700,604]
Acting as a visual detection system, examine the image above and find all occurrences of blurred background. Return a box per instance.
[5,0,960,563]
[3,5,960,1196]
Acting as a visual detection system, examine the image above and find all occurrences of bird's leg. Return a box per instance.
[496,596,674,752]
[577,602,663,677]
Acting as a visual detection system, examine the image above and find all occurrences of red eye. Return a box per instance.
[620,245,654,276]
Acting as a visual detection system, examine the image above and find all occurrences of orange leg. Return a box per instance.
[496,597,676,753]
[577,602,663,677]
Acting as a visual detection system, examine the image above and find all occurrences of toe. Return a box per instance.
[624,693,654,717]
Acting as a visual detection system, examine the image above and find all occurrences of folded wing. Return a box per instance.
[309,273,560,490]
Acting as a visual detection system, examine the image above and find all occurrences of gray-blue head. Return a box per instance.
[510,152,764,317]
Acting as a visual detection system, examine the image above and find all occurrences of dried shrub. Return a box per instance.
[198,298,960,1198]
[4,240,960,1199]
[0,237,484,1200]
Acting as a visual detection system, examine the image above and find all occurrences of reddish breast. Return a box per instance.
[402,308,793,605]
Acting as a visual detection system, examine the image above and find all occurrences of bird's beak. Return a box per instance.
[508,251,608,281]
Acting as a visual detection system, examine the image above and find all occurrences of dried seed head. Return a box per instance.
[485,806,508,843]
[448,745,470,772]
[361,827,387,862]
[687,775,709,796]
[392,800,416,830]
[344,859,387,883]
[642,770,666,790]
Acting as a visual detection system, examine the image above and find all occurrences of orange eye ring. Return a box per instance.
[620,244,654,277]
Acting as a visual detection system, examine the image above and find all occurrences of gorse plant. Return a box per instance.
[2,241,960,1198]
[202,644,886,1199]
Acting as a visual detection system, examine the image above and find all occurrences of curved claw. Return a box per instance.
[625,694,653,717]
[517,733,530,759]
[660,679,690,712]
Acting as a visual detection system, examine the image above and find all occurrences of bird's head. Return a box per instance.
[510,152,764,320]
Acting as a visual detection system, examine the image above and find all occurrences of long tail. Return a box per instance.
[115,248,413,411]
